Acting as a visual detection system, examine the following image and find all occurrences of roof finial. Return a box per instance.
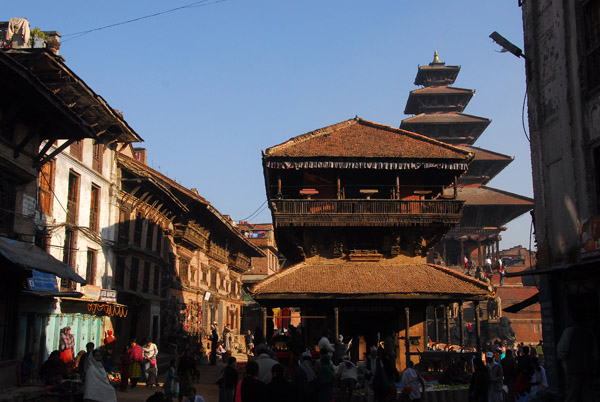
[433,50,441,64]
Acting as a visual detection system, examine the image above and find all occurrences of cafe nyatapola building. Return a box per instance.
[251,117,493,369]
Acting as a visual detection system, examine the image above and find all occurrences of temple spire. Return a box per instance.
[431,50,445,66]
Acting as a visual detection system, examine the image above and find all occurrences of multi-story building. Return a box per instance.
[519,0,600,390]
[238,222,280,283]
[115,150,263,351]
[1,31,142,368]
[0,25,101,386]
[251,117,493,368]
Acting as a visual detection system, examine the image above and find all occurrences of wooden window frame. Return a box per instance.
[92,141,103,173]
[115,255,126,287]
[142,261,151,293]
[86,248,97,286]
[70,140,83,161]
[130,257,139,292]
[39,160,55,216]
[89,184,100,233]
[66,170,80,225]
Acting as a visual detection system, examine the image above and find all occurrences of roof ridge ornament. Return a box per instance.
[431,50,445,66]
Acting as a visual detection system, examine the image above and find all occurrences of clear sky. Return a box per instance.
[5,1,534,250]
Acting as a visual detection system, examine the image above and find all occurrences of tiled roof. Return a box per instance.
[457,186,534,206]
[250,259,491,300]
[409,86,474,95]
[264,118,472,161]
[460,146,513,162]
[401,112,490,125]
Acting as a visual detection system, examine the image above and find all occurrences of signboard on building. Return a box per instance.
[99,289,117,303]
[27,270,59,292]
[82,285,101,300]
[580,216,600,258]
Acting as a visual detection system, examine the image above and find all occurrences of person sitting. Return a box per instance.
[39,350,67,385]
[183,387,206,402]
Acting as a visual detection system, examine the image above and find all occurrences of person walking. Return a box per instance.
[164,359,178,402]
[178,350,198,402]
[501,349,518,399]
[266,363,295,402]
[485,351,504,402]
[79,342,95,382]
[83,349,117,402]
[143,339,159,387]
[292,350,318,402]
[244,330,254,356]
[59,326,75,371]
[223,325,232,355]
[401,360,425,402]
[218,356,238,402]
[337,355,358,402]
[210,322,219,366]
[239,360,267,402]
[530,357,548,392]
[317,352,335,402]
[468,358,489,402]
[128,339,144,389]
[364,346,378,402]
[119,346,130,391]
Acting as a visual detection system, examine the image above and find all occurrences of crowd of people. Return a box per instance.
[469,343,549,402]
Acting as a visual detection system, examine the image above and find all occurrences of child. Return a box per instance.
[146,359,157,388]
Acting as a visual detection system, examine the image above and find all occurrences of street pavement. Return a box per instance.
[116,351,249,402]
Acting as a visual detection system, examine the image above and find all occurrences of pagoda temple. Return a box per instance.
[251,118,493,369]
[401,52,534,267]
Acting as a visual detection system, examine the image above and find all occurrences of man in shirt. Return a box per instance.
[486,351,504,402]
[143,339,159,383]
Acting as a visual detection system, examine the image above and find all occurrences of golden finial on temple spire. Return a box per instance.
[433,50,441,64]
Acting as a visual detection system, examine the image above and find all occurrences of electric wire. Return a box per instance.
[522,89,530,142]
[239,200,267,222]
[61,0,226,42]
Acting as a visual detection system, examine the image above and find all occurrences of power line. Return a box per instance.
[61,0,226,42]
[239,200,267,221]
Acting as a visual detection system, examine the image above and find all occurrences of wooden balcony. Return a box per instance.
[270,199,464,227]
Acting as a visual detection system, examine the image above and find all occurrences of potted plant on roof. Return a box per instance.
[45,36,61,55]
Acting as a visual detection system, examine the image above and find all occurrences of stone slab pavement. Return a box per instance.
[116,350,249,402]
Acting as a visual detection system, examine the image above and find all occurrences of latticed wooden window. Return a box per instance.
[39,160,54,216]
[155,227,163,255]
[66,171,80,225]
[70,140,83,161]
[0,180,15,233]
[133,214,143,247]
[61,228,77,290]
[118,208,130,244]
[142,261,151,292]
[115,255,126,287]
[130,257,139,291]
[153,265,160,295]
[86,249,97,286]
[89,184,100,232]
[146,222,154,251]
[92,141,103,173]
[180,259,189,285]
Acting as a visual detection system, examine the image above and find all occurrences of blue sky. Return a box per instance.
[5,1,533,250]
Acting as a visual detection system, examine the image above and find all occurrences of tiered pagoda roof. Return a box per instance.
[401,52,533,256]
[401,112,491,145]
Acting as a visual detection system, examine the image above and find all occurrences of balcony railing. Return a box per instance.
[270,199,464,226]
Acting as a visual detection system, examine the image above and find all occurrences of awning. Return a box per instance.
[506,257,600,278]
[0,237,86,284]
[503,292,539,313]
